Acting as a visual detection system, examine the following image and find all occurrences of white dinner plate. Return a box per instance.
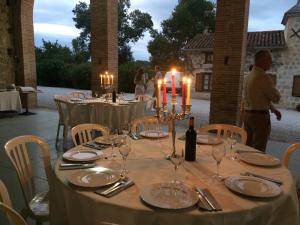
[140,130,169,139]
[197,135,223,145]
[225,176,281,198]
[140,183,199,209]
[63,149,103,162]
[68,168,120,188]
[239,152,281,167]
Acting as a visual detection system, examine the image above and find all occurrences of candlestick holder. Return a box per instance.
[155,95,191,159]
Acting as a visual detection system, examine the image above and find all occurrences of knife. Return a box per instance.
[197,192,213,211]
[196,187,215,211]
[236,150,265,154]
[59,163,96,170]
[242,172,283,185]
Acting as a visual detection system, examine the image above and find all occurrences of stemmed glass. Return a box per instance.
[212,144,226,181]
[227,134,237,160]
[108,134,117,159]
[170,149,184,185]
[119,137,131,177]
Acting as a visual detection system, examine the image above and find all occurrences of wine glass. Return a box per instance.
[227,133,237,160]
[212,144,226,181]
[108,134,117,159]
[170,149,184,185]
[119,137,131,177]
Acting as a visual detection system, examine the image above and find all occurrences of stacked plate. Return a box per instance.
[140,183,198,209]
[225,176,281,198]
[140,130,169,139]
[239,152,281,167]
[63,149,103,162]
[68,167,121,188]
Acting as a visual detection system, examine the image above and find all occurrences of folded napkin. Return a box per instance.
[95,180,134,197]
[196,188,222,211]
[83,142,108,150]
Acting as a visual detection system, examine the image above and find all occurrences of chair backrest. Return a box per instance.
[0,202,27,225]
[282,143,300,167]
[71,123,110,145]
[197,124,247,144]
[4,135,51,208]
[54,95,69,125]
[130,116,172,133]
[69,91,86,99]
[0,180,12,207]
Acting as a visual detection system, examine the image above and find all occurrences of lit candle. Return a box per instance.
[187,78,191,106]
[111,75,114,85]
[157,79,162,108]
[105,71,109,85]
[171,68,176,97]
[182,76,186,106]
[100,74,103,84]
[163,78,167,105]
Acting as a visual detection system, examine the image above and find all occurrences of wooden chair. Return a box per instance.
[130,116,172,133]
[54,95,70,149]
[0,202,27,225]
[69,91,86,99]
[71,123,110,146]
[197,124,247,144]
[0,180,12,207]
[282,143,300,167]
[4,135,51,225]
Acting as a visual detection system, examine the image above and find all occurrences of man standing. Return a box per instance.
[243,50,281,152]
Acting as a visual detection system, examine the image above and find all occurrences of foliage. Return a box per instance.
[148,0,216,69]
[118,61,137,93]
[72,0,153,64]
[36,40,91,89]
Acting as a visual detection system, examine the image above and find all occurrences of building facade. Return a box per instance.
[183,1,300,109]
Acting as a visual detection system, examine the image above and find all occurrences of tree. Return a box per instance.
[72,0,153,64]
[148,0,215,70]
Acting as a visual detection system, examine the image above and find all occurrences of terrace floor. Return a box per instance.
[0,86,300,224]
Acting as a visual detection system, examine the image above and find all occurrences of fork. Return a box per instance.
[101,178,128,195]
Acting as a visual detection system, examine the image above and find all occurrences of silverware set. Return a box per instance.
[59,163,96,170]
[241,172,283,185]
[95,179,134,197]
[195,187,222,211]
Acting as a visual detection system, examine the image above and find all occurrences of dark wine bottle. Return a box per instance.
[112,89,117,103]
[185,117,196,161]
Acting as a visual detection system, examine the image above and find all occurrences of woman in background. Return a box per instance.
[134,67,146,96]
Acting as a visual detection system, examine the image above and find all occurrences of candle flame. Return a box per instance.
[111,75,113,78]
[171,68,177,76]
[182,76,186,83]
[164,78,167,84]
[158,79,162,86]
[105,71,108,75]
[187,78,191,85]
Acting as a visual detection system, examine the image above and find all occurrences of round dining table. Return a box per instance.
[50,135,299,225]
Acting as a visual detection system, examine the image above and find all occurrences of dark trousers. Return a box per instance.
[243,111,271,152]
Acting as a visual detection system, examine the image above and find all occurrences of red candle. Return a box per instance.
[182,77,186,106]
[171,68,176,97]
[163,78,167,104]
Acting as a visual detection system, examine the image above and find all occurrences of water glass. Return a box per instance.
[119,137,131,177]
[227,134,237,160]
[170,149,184,185]
[212,144,226,181]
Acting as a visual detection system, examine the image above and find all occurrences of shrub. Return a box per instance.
[68,63,91,90]
[118,62,136,93]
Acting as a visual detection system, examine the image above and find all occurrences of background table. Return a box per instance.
[0,90,22,112]
[51,137,299,225]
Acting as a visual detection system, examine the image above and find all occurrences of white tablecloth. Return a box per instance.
[60,98,146,131]
[51,138,299,225]
[0,90,22,112]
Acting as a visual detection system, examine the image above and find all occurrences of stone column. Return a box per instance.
[90,0,118,93]
[209,0,250,125]
[14,0,37,106]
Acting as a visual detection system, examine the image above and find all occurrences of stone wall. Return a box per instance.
[0,0,15,88]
